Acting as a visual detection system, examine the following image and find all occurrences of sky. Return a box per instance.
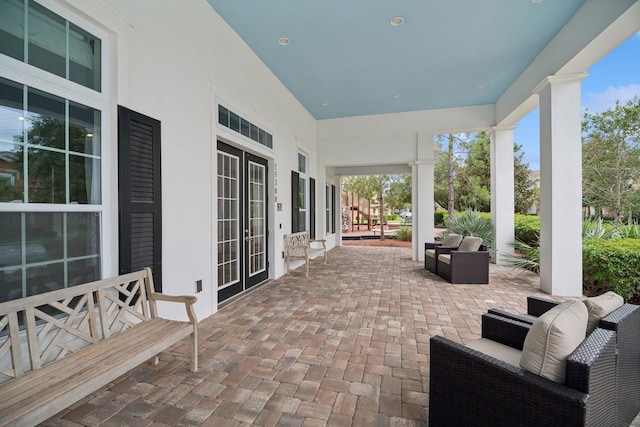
[514,32,640,171]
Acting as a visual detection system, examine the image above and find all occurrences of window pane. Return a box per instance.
[69,102,100,155]
[218,105,229,127]
[26,262,64,296]
[0,0,25,61]
[69,22,101,91]
[0,212,21,268]
[69,154,100,204]
[27,88,65,149]
[27,147,65,203]
[28,2,66,79]
[298,153,306,174]
[240,118,250,137]
[0,267,22,303]
[25,212,63,262]
[68,257,99,286]
[67,212,100,258]
[229,112,240,132]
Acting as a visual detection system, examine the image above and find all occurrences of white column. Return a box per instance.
[412,132,436,261]
[534,73,587,296]
[490,126,515,265]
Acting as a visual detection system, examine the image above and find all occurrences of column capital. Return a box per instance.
[532,72,589,95]
[409,160,435,167]
[488,125,516,136]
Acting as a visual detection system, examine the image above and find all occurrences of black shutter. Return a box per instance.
[291,170,299,233]
[118,106,162,292]
[331,184,336,233]
[310,177,316,239]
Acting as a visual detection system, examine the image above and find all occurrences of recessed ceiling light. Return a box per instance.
[321,101,330,106]
[17,116,25,121]
[531,0,543,3]
[278,37,290,46]
[390,17,404,26]
[476,84,488,90]
[393,92,403,98]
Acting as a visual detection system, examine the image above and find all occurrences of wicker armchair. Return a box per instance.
[424,233,463,273]
[489,296,640,427]
[436,236,489,284]
[429,313,618,427]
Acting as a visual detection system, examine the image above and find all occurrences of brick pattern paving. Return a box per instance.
[45,245,547,426]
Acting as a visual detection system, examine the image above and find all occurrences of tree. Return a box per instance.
[434,132,536,213]
[385,174,411,212]
[582,96,640,224]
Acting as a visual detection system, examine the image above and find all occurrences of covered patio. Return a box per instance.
[46,245,549,426]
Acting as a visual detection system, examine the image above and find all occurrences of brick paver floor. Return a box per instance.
[45,245,549,426]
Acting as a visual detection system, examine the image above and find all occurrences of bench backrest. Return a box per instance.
[284,231,310,256]
[0,268,158,383]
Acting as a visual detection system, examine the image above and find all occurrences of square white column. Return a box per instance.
[490,126,515,265]
[412,132,436,261]
[534,73,587,296]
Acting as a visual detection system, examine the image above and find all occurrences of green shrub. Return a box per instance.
[386,214,398,221]
[514,214,540,245]
[446,209,494,249]
[434,211,445,226]
[395,226,412,241]
[583,238,640,300]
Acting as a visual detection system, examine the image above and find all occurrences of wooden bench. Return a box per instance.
[0,267,198,426]
[284,231,327,277]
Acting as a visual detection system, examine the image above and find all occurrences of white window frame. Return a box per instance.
[0,0,113,293]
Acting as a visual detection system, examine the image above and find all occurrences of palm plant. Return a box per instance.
[500,239,540,274]
[445,209,494,249]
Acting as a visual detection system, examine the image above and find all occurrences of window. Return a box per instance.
[297,153,307,231]
[0,0,102,91]
[218,105,273,149]
[0,2,104,302]
[326,184,335,235]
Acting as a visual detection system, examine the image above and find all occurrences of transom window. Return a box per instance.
[0,0,102,91]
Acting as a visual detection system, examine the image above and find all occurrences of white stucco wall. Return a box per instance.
[54,0,319,320]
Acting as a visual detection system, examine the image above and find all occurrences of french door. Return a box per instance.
[217,141,268,303]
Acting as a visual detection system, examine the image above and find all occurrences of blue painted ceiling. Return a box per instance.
[206,0,586,120]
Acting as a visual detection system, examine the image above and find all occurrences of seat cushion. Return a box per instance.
[442,233,463,247]
[425,249,436,259]
[520,299,588,383]
[437,254,451,265]
[584,291,624,333]
[458,236,483,252]
[466,338,522,367]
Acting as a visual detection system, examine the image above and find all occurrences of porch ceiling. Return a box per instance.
[206,0,603,121]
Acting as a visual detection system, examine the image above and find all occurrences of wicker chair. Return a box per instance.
[429,313,618,427]
[489,296,640,427]
[436,236,489,284]
[424,233,463,274]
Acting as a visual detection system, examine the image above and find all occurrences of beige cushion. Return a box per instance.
[442,233,463,247]
[584,291,624,333]
[466,338,522,367]
[519,300,588,383]
[425,249,436,259]
[437,254,451,265]
[458,236,483,252]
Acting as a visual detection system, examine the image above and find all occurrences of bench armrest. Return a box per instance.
[150,293,198,324]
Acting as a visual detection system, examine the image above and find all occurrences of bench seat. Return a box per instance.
[0,268,197,427]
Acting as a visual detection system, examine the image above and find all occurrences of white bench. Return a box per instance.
[0,267,198,426]
[284,231,327,277]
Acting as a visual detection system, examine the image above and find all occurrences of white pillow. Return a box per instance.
[519,300,588,383]
[583,291,624,333]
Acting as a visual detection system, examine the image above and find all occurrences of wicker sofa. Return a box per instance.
[429,306,618,426]
[489,294,640,427]
[424,233,462,274]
